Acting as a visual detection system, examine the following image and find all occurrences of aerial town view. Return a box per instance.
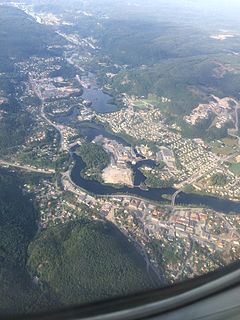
[0,0,240,315]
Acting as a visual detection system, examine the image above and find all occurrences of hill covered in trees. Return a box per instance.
[0,169,156,314]
[0,6,63,72]
[76,142,110,182]
[0,170,57,314]
[111,55,240,116]
[28,219,156,307]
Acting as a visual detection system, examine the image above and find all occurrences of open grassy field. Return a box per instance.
[229,163,240,176]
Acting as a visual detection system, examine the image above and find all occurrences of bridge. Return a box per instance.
[171,189,183,206]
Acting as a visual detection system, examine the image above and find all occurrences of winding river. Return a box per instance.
[59,73,240,214]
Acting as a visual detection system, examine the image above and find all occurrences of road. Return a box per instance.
[40,103,65,152]
[0,160,55,174]
[229,103,240,146]
[171,189,183,206]
[29,75,65,152]
[171,148,240,207]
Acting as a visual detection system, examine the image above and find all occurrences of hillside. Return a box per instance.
[0,170,58,314]
[28,220,157,307]
[0,170,157,313]
[0,6,63,72]
[112,55,240,115]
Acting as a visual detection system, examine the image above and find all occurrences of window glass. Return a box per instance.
[0,0,240,315]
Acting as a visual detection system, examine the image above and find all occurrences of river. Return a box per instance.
[70,153,240,213]
[58,73,240,214]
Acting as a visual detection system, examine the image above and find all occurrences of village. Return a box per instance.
[184,95,237,129]
[21,171,240,283]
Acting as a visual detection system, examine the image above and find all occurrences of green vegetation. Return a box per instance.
[0,6,63,72]
[183,185,197,194]
[229,163,240,176]
[28,220,155,306]
[211,173,228,186]
[95,15,240,67]
[55,152,71,172]
[0,169,155,313]
[146,177,175,189]
[156,161,165,170]
[0,6,64,154]
[0,171,38,266]
[110,55,237,142]
[148,238,185,267]
[211,139,237,156]
[76,142,110,182]
[0,103,34,155]
[144,174,175,189]
[0,170,57,314]
[176,116,231,141]
[112,57,210,115]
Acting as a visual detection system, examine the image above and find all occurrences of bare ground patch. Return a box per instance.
[102,165,134,187]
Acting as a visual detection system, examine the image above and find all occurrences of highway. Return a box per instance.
[29,74,65,152]
[0,160,55,174]
[40,103,65,152]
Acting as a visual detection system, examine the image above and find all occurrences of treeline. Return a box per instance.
[0,171,38,266]
[145,175,175,189]
[177,117,231,141]
[0,169,158,313]
[111,53,240,134]
[95,17,240,68]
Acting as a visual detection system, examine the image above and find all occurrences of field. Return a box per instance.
[229,163,240,176]
[130,95,171,113]
[211,138,238,156]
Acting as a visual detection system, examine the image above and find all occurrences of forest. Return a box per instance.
[0,6,64,72]
[28,219,156,306]
[0,169,57,314]
[76,142,110,182]
[0,104,34,154]
[0,168,156,313]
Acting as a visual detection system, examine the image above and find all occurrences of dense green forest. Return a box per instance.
[0,172,37,267]
[0,103,34,154]
[76,142,110,182]
[144,175,175,189]
[0,74,35,155]
[0,169,156,313]
[87,17,240,67]
[0,6,63,72]
[0,170,57,314]
[28,220,156,306]
[111,55,240,116]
